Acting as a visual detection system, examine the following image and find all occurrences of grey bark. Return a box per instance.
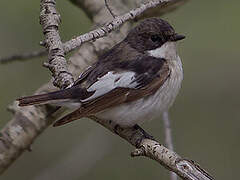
[0,0,214,179]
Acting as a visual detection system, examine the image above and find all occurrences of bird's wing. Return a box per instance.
[53,57,170,126]
[73,65,95,86]
[17,65,96,106]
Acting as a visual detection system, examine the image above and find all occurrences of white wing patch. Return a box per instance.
[82,71,138,102]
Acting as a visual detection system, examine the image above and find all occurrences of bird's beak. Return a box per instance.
[172,34,185,41]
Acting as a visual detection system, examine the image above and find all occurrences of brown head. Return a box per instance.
[125,18,185,53]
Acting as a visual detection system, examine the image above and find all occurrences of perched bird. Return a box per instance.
[18,18,185,127]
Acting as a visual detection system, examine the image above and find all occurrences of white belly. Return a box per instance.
[97,57,183,127]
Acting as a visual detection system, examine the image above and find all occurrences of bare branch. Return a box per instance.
[63,0,178,53]
[37,0,187,89]
[90,116,214,180]
[104,0,117,18]
[1,0,187,64]
[0,0,132,174]
[0,1,215,179]
[0,49,46,64]
[135,0,189,20]
[39,0,74,89]
[163,111,178,180]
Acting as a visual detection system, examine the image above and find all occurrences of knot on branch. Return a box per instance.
[131,146,145,157]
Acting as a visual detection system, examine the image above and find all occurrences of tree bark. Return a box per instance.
[0,1,214,179]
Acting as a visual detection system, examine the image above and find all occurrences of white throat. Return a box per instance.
[147,42,177,60]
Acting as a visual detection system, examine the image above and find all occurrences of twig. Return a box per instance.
[90,116,214,180]
[1,0,185,64]
[63,0,173,53]
[0,1,215,179]
[39,0,74,89]
[0,49,46,64]
[37,0,179,88]
[104,0,117,18]
[0,0,132,174]
[163,111,178,180]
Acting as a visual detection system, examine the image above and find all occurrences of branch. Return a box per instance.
[163,111,178,180]
[0,49,46,64]
[0,1,215,179]
[104,0,117,18]
[62,0,180,53]
[0,0,132,174]
[90,116,214,180]
[40,0,74,89]
[0,0,188,64]
[38,0,186,89]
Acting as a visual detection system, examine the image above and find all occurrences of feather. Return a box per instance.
[53,62,170,127]
[82,71,137,102]
[18,87,92,106]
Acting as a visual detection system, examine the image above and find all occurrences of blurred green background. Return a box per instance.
[0,0,239,179]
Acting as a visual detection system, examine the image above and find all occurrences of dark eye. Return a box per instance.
[151,34,161,42]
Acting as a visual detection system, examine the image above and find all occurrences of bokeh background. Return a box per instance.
[0,0,239,179]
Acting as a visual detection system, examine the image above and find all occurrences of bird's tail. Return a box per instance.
[17,87,88,106]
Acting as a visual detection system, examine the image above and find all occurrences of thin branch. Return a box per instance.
[104,0,117,18]
[90,116,214,180]
[0,1,215,179]
[37,0,181,88]
[163,111,178,180]
[1,0,186,64]
[40,0,74,89]
[0,0,132,174]
[63,0,173,53]
[0,49,46,64]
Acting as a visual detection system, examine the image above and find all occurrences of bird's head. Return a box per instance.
[126,18,185,58]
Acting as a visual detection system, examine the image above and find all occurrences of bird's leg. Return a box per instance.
[133,124,155,140]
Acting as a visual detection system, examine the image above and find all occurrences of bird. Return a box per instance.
[17,18,185,127]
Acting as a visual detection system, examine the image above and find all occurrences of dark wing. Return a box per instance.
[18,65,96,106]
[73,65,95,86]
[53,56,170,126]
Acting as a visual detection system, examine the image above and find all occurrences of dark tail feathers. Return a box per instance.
[17,87,90,106]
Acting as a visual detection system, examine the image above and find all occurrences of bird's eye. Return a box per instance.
[151,34,161,42]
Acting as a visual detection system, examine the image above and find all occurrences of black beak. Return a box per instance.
[173,34,185,41]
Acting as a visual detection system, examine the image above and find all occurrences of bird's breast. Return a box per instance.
[97,56,183,127]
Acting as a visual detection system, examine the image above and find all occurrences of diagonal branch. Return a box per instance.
[0,0,215,179]
[62,0,178,53]
[0,0,188,64]
[104,0,117,18]
[0,49,46,64]
[163,111,178,180]
[90,116,214,180]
